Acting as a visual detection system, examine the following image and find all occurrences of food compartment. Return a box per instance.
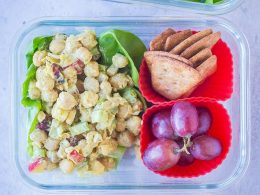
[139,36,233,104]
[140,97,232,178]
[12,17,249,191]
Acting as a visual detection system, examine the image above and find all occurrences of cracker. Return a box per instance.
[164,29,192,51]
[144,51,193,71]
[189,48,212,68]
[150,55,202,100]
[196,55,217,80]
[170,29,213,55]
[149,28,175,51]
[180,32,221,59]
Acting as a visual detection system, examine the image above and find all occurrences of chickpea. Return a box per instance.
[117,103,133,119]
[75,47,92,64]
[107,64,118,76]
[117,131,135,147]
[115,118,126,132]
[44,137,60,151]
[78,30,97,50]
[46,161,58,171]
[59,159,74,174]
[56,92,77,110]
[85,131,103,147]
[80,91,98,108]
[100,81,112,98]
[64,35,82,53]
[33,50,47,67]
[89,160,105,175]
[28,80,41,100]
[109,73,128,90]
[30,129,47,143]
[89,152,99,161]
[41,89,58,103]
[37,111,46,122]
[63,66,77,85]
[126,116,142,136]
[36,66,45,80]
[32,141,43,148]
[51,103,69,122]
[84,77,99,93]
[57,146,67,159]
[36,69,55,91]
[60,133,71,140]
[78,140,93,157]
[84,61,99,77]
[66,85,79,94]
[79,107,93,122]
[100,157,116,171]
[47,151,60,163]
[112,53,128,68]
[132,100,143,115]
[110,93,127,106]
[43,102,52,115]
[97,72,109,83]
[60,139,70,148]
[98,139,118,156]
[66,109,76,125]
[49,37,65,54]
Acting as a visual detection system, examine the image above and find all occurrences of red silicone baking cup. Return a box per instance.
[139,38,233,104]
[140,97,232,178]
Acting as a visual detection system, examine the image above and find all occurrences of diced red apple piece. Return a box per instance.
[28,158,47,173]
[68,150,84,164]
[63,59,85,75]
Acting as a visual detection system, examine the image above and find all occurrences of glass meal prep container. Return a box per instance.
[107,0,243,14]
[11,16,250,192]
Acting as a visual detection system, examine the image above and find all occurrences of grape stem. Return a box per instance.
[177,136,192,154]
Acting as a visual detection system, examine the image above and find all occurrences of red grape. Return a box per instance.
[176,140,195,166]
[171,102,199,137]
[143,139,180,171]
[152,109,178,140]
[194,107,212,137]
[190,135,222,160]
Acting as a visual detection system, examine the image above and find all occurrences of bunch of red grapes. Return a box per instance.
[143,101,222,171]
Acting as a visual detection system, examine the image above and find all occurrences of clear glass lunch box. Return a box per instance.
[11,16,250,192]
[109,0,243,14]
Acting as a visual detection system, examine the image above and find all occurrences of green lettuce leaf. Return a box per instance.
[23,36,53,156]
[27,101,42,157]
[26,36,53,69]
[98,29,146,87]
[22,36,53,107]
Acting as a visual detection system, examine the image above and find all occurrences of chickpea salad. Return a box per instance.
[21,29,147,175]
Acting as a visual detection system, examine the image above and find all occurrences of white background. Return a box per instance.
[0,0,259,194]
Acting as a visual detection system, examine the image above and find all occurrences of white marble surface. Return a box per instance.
[1,0,259,194]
